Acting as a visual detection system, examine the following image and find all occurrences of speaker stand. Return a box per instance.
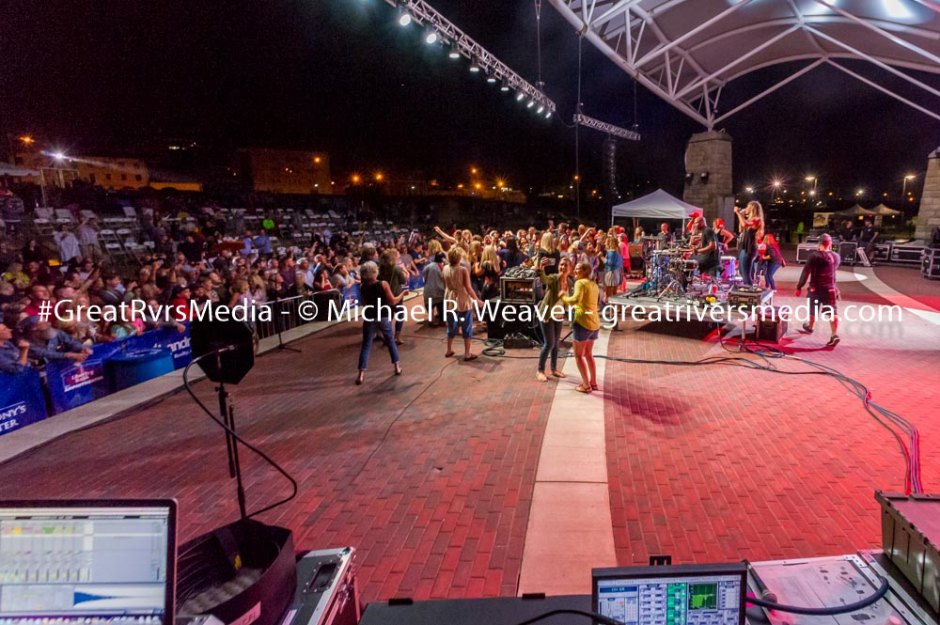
[274,330,301,353]
[215,351,248,520]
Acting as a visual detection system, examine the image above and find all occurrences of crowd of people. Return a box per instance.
[0,204,432,375]
[4,199,836,397]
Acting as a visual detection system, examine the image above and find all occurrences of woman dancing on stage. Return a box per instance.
[562,261,601,393]
[356,261,408,385]
[442,246,483,361]
[536,255,573,382]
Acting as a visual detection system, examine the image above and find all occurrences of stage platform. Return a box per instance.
[0,264,937,604]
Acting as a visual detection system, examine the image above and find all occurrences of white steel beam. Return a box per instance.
[713,58,826,124]
[812,0,940,66]
[634,0,754,68]
[546,0,710,126]
[805,26,940,99]
[827,60,940,123]
[675,24,801,99]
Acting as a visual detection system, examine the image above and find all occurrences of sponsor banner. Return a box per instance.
[0,369,48,436]
[46,325,191,414]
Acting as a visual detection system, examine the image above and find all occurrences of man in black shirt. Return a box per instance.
[837,220,856,242]
[858,219,879,263]
[796,233,841,347]
[691,218,719,276]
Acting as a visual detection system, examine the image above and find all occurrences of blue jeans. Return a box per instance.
[445,308,473,339]
[538,319,562,372]
[358,320,399,371]
[393,303,404,337]
[738,250,755,286]
[765,262,781,290]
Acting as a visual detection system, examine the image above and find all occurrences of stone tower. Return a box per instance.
[915,147,940,240]
[682,130,733,220]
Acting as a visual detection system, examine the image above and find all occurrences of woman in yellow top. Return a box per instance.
[562,261,601,393]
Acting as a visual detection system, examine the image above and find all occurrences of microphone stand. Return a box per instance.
[216,350,248,520]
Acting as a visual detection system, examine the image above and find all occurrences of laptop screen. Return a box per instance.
[0,500,176,625]
[593,563,747,625]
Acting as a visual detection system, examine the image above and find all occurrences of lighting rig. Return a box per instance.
[573,113,640,141]
[385,0,556,118]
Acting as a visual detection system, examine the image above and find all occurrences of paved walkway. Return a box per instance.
[0,264,937,603]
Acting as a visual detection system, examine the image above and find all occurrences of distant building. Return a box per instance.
[74,156,150,190]
[13,150,149,190]
[238,148,331,195]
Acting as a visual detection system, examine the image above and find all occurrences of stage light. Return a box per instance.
[527,99,535,108]
[448,48,460,59]
[424,30,438,44]
[536,105,545,114]
[51,151,66,161]
[545,110,552,119]
[469,62,481,73]
[486,75,497,84]
[398,12,412,26]
[516,92,525,102]
[500,80,510,92]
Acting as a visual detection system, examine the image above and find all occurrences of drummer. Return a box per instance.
[656,223,674,250]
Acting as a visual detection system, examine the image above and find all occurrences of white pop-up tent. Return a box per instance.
[611,189,703,222]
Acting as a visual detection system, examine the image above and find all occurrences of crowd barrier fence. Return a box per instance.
[0,280,408,436]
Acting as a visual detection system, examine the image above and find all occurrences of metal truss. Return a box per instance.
[547,0,940,128]
[384,0,556,115]
[574,113,641,140]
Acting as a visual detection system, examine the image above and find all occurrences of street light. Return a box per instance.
[805,175,818,200]
[902,174,916,198]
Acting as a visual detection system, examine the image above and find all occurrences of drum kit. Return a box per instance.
[642,244,741,300]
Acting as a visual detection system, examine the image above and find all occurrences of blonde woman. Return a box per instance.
[536,256,572,381]
[480,244,501,300]
[535,231,560,275]
[562,261,601,393]
[442,246,483,361]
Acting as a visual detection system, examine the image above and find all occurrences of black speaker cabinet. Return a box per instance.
[190,316,256,384]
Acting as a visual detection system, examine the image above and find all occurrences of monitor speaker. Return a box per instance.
[190,318,255,384]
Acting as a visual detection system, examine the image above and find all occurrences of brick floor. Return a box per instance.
[0,312,556,603]
[605,265,940,567]
[1,266,937,601]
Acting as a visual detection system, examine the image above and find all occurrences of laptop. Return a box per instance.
[0,499,177,625]
[593,562,747,625]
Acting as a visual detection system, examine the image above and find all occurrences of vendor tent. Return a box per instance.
[611,189,703,221]
[833,204,877,217]
[872,203,902,216]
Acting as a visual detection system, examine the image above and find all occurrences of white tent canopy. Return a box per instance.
[611,188,703,221]
[872,203,902,216]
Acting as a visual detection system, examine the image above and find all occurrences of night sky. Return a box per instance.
[2,0,939,198]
